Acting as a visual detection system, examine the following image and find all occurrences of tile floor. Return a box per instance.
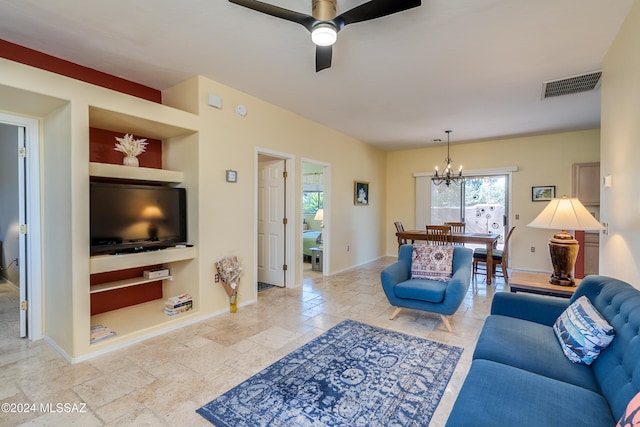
[0,259,506,426]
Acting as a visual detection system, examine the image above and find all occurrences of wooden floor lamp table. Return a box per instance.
[509,271,580,298]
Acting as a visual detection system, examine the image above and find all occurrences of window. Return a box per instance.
[430,175,508,244]
[303,191,324,214]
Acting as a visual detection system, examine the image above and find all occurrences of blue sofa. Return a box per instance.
[380,244,472,332]
[446,275,640,426]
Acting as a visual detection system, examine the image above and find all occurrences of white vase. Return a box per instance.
[123,155,139,167]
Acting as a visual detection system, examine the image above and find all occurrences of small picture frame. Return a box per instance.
[226,169,237,183]
[532,185,555,201]
[354,181,369,205]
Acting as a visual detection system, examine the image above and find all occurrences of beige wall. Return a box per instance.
[386,130,600,272]
[164,76,387,313]
[600,0,640,287]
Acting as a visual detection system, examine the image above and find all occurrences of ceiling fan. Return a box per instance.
[228,0,422,72]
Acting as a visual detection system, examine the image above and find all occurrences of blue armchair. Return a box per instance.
[380,244,473,332]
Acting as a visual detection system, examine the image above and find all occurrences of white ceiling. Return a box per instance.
[0,0,634,151]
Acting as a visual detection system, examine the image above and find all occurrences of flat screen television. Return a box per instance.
[90,182,187,255]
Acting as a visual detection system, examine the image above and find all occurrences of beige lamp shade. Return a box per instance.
[527,197,604,231]
[528,196,603,286]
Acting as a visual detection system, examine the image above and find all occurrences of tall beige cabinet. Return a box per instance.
[572,162,600,276]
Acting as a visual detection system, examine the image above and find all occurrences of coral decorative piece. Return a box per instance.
[216,256,242,313]
[114,133,148,166]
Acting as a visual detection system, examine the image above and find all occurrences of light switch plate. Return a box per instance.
[226,169,237,183]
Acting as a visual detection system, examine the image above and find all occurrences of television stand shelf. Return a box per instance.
[90,275,173,294]
[90,246,196,274]
[89,162,183,183]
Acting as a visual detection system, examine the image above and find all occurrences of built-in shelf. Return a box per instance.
[89,106,198,140]
[89,298,198,347]
[89,162,183,183]
[90,275,173,294]
[90,246,196,274]
[83,104,199,357]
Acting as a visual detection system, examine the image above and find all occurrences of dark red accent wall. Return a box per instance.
[90,283,164,315]
[90,265,165,315]
[0,39,161,103]
[89,130,164,312]
[90,128,163,168]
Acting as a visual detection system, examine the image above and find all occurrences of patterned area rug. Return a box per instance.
[197,319,463,426]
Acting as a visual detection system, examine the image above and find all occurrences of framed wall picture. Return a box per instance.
[532,185,555,201]
[354,181,369,205]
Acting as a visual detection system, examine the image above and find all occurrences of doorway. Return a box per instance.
[256,150,295,291]
[302,160,329,279]
[0,113,42,340]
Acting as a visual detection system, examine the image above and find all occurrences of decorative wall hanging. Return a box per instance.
[355,181,369,205]
[532,186,556,202]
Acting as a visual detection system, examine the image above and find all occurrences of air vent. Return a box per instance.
[542,71,602,99]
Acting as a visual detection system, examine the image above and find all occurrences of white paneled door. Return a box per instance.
[257,158,285,287]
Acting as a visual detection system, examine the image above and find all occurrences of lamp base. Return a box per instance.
[548,232,579,287]
[548,273,575,287]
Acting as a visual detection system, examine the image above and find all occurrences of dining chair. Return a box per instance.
[473,226,516,282]
[445,222,466,234]
[394,221,407,246]
[426,225,453,245]
[445,222,466,245]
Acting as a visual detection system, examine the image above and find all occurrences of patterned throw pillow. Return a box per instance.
[411,244,454,282]
[553,296,615,365]
[616,391,640,427]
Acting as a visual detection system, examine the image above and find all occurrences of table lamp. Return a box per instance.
[314,208,324,246]
[528,196,604,286]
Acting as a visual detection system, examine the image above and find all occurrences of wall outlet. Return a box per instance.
[346,245,350,252]
[530,246,535,253]
[214,273,220,283]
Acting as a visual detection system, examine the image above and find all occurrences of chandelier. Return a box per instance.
[432,130,464,186]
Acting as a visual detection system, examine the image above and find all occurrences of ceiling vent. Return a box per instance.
[542,71,602,99]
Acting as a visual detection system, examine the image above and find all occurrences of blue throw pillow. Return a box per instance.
[553,296,615,365]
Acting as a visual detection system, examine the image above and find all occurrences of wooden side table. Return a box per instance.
[509,272,580,298]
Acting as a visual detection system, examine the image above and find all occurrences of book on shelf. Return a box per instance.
[165,300,193,309]
[90,324,116,343]
[164,293,193,316]
[164,303,193,316]
[166,293,192,305]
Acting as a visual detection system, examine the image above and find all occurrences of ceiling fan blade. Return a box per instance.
[334,0,421,28]
[228,0,317,31]
[316,45,333,72]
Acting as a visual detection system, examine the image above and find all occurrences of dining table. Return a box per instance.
[395,230,501,285]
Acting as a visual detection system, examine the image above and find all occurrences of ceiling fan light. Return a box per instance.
[311,24,337,46]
